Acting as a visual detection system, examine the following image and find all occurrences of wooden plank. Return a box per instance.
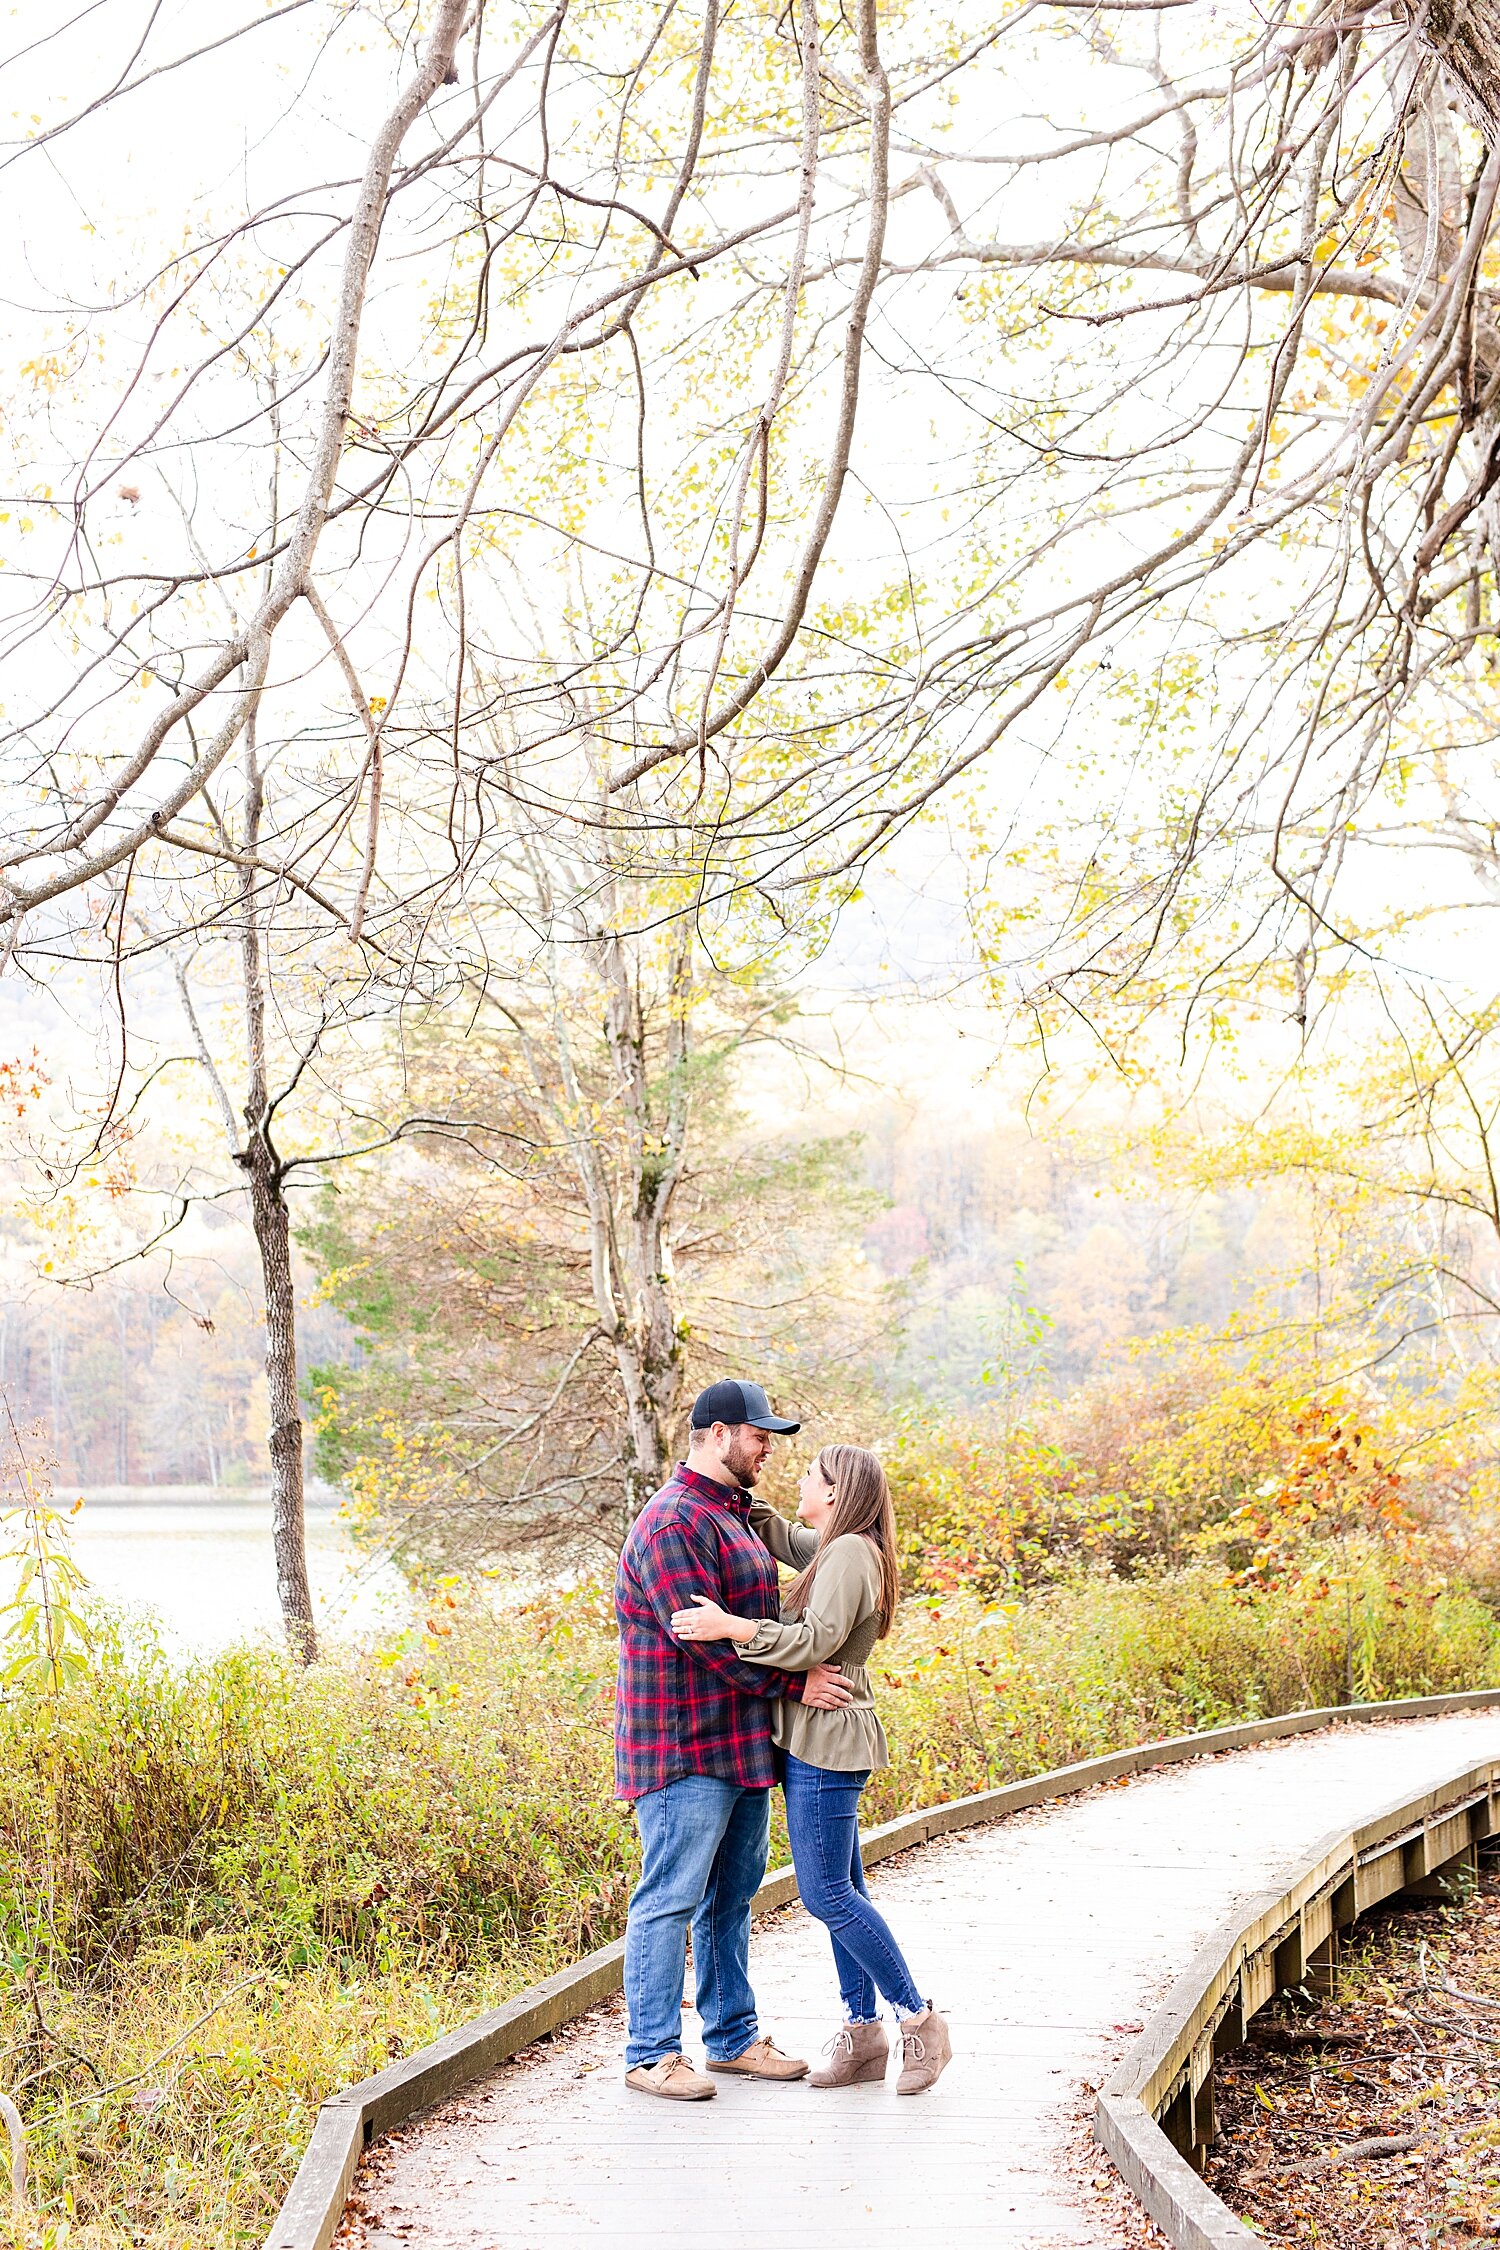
[1097,2092,1258,2249]
[1273,1917,1308,1992]
[1303,1894,1333,1953]
[1241,1951,1276,2017]
[1357,1841,1409,1911]
[1406,1807,1472,1882]
[262,2104,362,2250]
[1212,1982,1248,2055]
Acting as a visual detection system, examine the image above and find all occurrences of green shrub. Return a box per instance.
[867,1560,1500,1814]
[1,1605,633,1979]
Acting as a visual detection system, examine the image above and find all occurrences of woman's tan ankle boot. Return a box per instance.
[809,2018,888,2087]
[896,2005,952,2094]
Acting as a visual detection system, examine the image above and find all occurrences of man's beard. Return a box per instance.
[723,1429,763,1486]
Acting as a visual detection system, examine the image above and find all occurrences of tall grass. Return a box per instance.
[2,1560,1496,2247]
[867,1563,1500,1814]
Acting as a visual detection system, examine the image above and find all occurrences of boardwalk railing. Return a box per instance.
[264,1688,1500,2250]
[1098,1745,1500,2249]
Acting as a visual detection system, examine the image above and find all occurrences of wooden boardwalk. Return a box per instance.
[347,1711,1499,2250]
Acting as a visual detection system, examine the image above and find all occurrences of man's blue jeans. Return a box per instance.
[783,1753,925,2020]
[624,1775,770,2069]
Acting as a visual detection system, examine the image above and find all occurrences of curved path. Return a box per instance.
[343,1711,1500,2250]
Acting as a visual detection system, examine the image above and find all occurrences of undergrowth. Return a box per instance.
[2,1559,1496,2248]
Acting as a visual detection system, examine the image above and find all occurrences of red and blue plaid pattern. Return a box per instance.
[614,1463,802,1800]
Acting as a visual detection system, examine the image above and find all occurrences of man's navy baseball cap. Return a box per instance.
[689,1379,801,1434]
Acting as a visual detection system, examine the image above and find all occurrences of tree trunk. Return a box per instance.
[115,1293,131,1483]
[241,1128,316,1662]
[613,1344,675,1517]
[522,838,695,1526]
[601,924,691,1516]
[1416,0,1500,147]
[238,712,316,1662]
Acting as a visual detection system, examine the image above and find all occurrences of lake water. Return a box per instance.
[2,1485,415,1655]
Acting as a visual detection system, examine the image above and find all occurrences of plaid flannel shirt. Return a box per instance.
[614,1463,803,1800]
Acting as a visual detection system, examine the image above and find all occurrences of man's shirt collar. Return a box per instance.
[672,1460,752,1516]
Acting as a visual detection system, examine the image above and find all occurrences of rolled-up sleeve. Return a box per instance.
[740,1538,873,1672]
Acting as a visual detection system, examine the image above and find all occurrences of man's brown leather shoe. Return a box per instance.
[706,2035,808,2081]
[625,2053,717,2100]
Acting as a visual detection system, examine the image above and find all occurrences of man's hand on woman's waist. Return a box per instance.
[801,1663,856,1710]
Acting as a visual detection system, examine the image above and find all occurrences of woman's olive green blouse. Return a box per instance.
[740,1501,890,1774]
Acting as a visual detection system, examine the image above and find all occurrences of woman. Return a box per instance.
[671,1443,952,2095]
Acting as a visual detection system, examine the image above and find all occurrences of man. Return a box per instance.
[614,1377,854,2100]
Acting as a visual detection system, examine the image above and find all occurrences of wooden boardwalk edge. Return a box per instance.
[262,1687,1500,2250]
[1096,1742,1500,2247]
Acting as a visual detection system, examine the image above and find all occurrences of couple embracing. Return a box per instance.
[613,1378,953,2101]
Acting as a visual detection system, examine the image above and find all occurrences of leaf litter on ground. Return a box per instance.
[1208,1855,1500,2243]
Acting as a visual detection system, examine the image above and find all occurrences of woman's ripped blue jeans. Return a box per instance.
[782,1753,924,2020]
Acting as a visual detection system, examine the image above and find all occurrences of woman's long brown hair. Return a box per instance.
[782,1444,901,1638]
